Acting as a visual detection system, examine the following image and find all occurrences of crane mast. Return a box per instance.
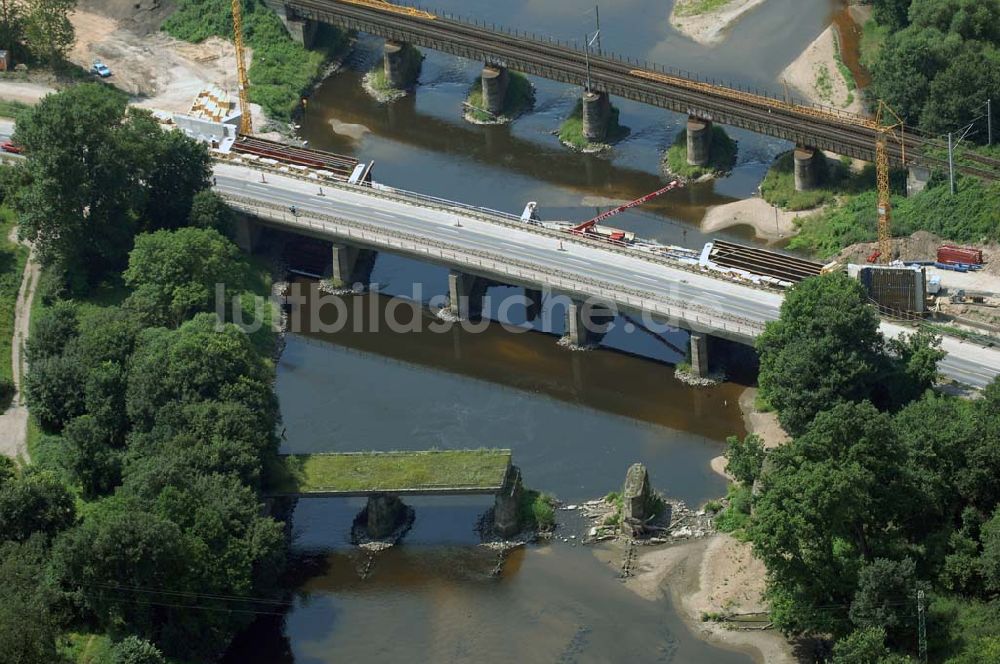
[873,101,904,265]
[232,0,252,135]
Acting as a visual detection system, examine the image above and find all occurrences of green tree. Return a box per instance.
[872,0,912,31]
[0,0,27,63]
[124,228,246,327]
[757,274,886,436]
[64,414,121,498]
[850,558,919,644]
[0,468,75,542]
[908,0,1000,42]
[980,507,1000,593]
[188,189,235,237]
[126,314,274,429]
[23,0,74,64]
[750,402,913,635]
[0,536,60,664]
[50,495,188,640]
[112,636,165,664]
[139,123,212,232]
[25,298,77,363]
[724,433,765,487]
[831,626,900,664]
[23,353,86,430]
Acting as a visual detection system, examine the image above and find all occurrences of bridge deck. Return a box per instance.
[269,449,513,496]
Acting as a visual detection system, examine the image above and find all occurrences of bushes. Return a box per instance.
[163,0,344,122]
[760,151,874,211]
[518,489,556,531]
[664,125,738,179]
[788,177,1000,258]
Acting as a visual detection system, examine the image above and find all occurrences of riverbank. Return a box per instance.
[779,23,863,113]
[700,197,814,243]
[670,0,769,46]
[622,385,795,663]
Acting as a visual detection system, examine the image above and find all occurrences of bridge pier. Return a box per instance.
[264,2,317,48]
[686,117,712,166]
[565,300,614,348]
[582,90,611,142]
[448,270,489,320]
[525,288,543,322]
[907,164,931,197]
[493,465,523,537]
[689,332,709,378]
[365,494,408,539]
[384,40,422,89]
[234,217,261,253]
[331,243,378,289]
[481,65,509,116]
[793,146,823,191]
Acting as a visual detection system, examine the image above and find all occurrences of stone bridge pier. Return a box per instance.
[907,164,931,196]
[331,243,378,289]
[689,332,709,378]
[686,116,712,166]
[582,90,611,142]
[447,270,493,319]
[793,146,822,191]
[384,40,422,89]
[564,300,615,348]
[234,217,262,253]
[493,465,524,537]
[481,65,510,116]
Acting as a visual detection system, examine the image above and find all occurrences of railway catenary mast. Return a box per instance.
[232,0,253,135]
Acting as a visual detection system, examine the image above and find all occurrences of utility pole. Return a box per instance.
[917,589,927,664]
[948,132,955,195]
[594,5,602,54]
[583,34,592,91]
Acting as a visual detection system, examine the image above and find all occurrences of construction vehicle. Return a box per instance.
[873,101,905,265]
[231,0,252,135]
[564,180,684,245]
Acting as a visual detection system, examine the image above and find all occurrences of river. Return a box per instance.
[226,1,843,661]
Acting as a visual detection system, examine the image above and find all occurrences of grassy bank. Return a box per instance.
[163,0,350,122]
[518,488,557,531]
[674,0,730,17]
[788,176,1000,259]
[558,99,629,150]
[464,71,534,123]
[0,99,30,119]
[760,151,873,211]
[663,125,737,179]
[272,449,513,494]
[0,206,27,402]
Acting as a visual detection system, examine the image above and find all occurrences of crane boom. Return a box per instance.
[232,0,252,135]
[570,180,683,233]
[875,137,891,264]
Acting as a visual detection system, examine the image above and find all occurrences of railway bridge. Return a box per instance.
[265,0,1000,185]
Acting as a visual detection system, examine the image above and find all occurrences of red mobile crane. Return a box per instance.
[565,180,684,244]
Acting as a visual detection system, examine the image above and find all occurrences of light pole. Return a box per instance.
[988,98,993,146]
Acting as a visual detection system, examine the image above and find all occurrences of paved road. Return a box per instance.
[212,163,1000,388]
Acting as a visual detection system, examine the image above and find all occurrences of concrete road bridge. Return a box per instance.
[212,161,1000,389]
[266,0,1000,183]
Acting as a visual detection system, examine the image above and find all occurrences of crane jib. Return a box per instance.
[572,180,683,232]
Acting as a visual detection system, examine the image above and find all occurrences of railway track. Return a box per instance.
[232,135,360,177]
[287,0,1000,181]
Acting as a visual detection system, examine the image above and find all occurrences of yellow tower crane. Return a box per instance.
[232,0,252,135]
[873,101,905,264]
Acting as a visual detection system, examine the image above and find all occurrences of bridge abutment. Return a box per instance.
[481,65,510,116]
[448,270,489,320]
[565,300,614,348]
[689,332,709,379]
[582,90,611,142]
[793,146,822,191]
[331,243,378,289]
[907,164,931,197]
[686,117,712,166]
[493,465,523,537]
[384,40,422,89]
[264,2,317,48]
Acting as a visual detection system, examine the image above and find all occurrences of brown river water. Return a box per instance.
[225,1,854,661]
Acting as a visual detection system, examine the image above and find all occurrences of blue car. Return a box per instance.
[91,61,112,78]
